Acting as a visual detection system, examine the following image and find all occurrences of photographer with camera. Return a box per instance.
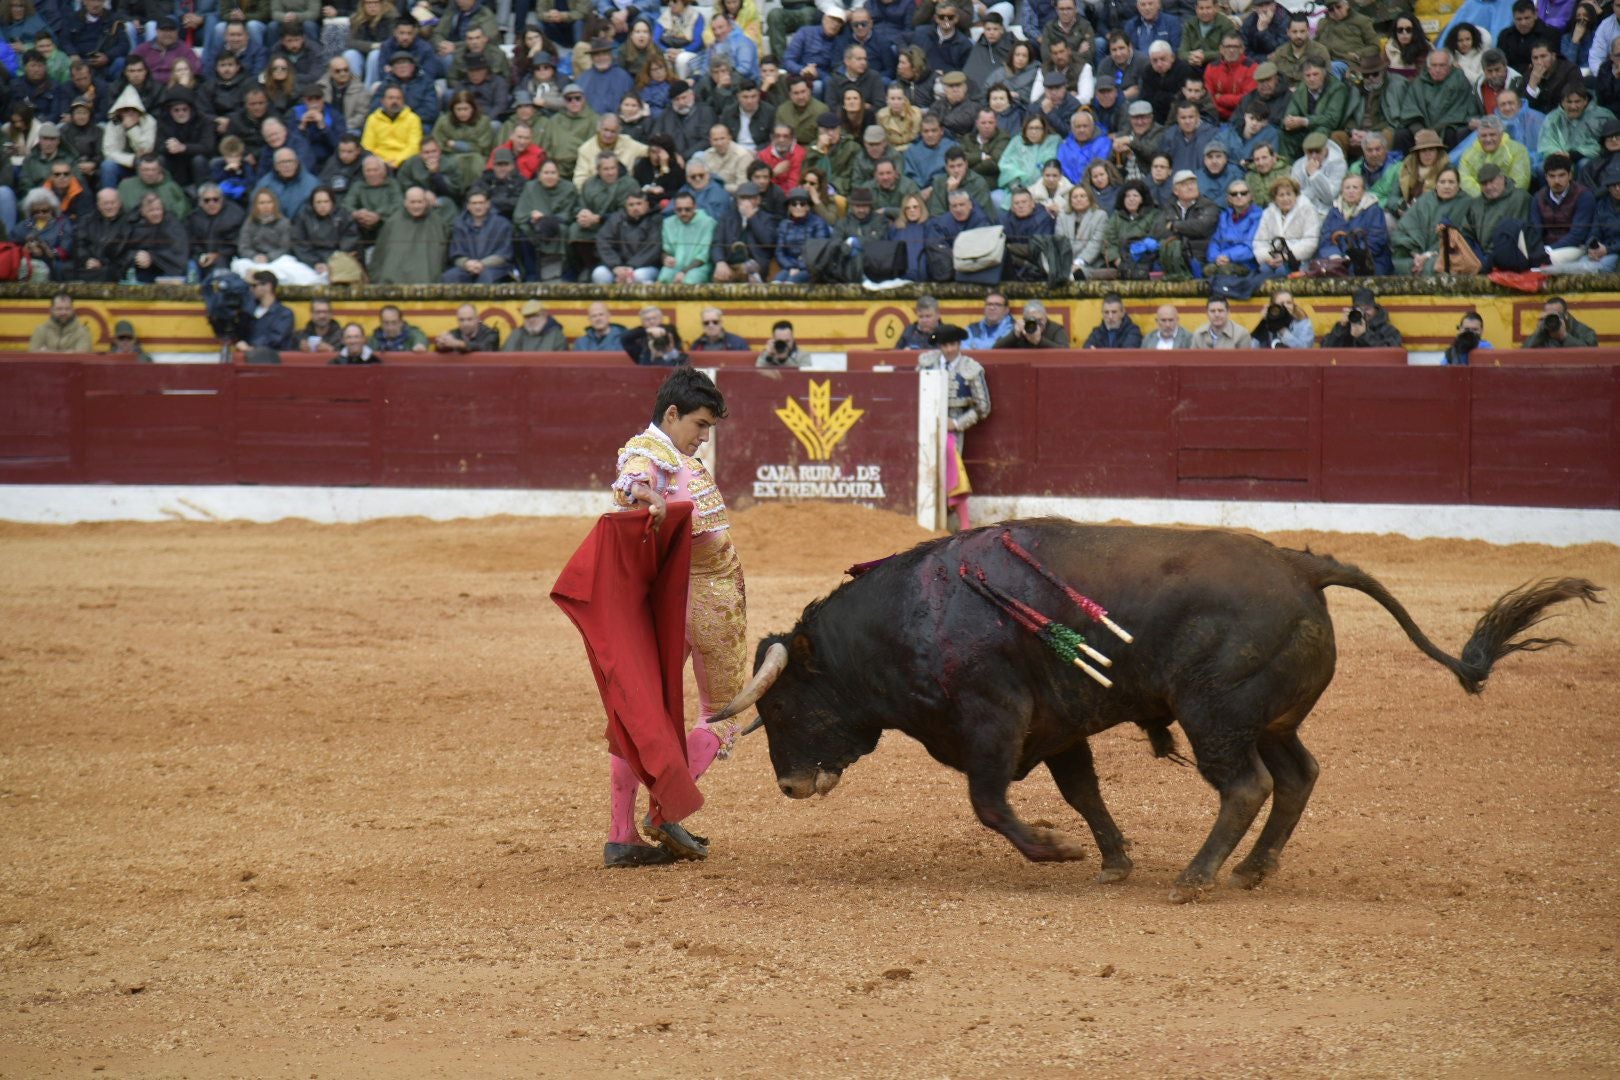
[622,305,688,366]
[1525,297,1601,348]
[1443,311,1493,364]
[1321,287,1403,348]
[993,300,1071,349]
[1251,290,1317,348]
[756,320,806,368]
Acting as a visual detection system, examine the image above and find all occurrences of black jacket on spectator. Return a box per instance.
[650,102,718,160]
[833,209,891,243]
[1142,58,1197,123]
[202,72,250,127]
[1084,318,1144,348]
[472,167,526,221]
[156,89,216,187]
[1236,84,1291,128]
[1496,19,1559,73]
[718,101,776,149]
[62,120,104,166]
[118,211,190,278]
[993,322,1073,348]
[317,153,365,197]
[290,204,361,265]
[823,68,885,111]
[594,208,662,270]
[72,207,129,281]
[711,205,779,267]
[1156,194,1221,261]
[186,199,248,263]
[1321,305,1404,348]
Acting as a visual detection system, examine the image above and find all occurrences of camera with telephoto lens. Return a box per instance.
[1347,308,1365,326]
[1023,316,1041,334]
[1543,313,1563,333]
[773,338,790,353]
[1453,329,1480,353]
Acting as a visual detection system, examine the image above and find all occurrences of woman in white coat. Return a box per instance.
[1252,176,1320,279]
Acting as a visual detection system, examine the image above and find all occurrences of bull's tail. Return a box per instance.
[1288,550,1603,695]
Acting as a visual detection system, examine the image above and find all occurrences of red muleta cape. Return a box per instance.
[550,503,700,826]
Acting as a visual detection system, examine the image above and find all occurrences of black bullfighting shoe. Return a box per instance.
[641,817,709,860]
[603,842,678,868]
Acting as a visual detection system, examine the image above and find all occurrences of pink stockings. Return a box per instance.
[607,727,722,845]
[948,494,971,531]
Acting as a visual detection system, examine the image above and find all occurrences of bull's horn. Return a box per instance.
[740,716,765,737]
[707,642,788,724]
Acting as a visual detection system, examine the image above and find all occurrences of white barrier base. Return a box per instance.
[974,496,1620,548]
[1,486,1616,547]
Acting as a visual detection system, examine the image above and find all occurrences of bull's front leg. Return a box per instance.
[1045,742,1134,883]
[959,695,1087,863]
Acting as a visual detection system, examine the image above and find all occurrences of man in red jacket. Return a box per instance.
[1204,32,1257,121]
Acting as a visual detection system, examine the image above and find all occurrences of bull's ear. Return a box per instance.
[790,633,815,666]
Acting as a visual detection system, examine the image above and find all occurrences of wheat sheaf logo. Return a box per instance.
[776,380,865,461]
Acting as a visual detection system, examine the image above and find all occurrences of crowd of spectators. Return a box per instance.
[28,288,1603,358]
[4,0,1620,292]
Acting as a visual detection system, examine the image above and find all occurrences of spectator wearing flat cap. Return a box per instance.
[834,187,892,242]
[370,49,440,128]
[650,79,718,160]
[504,299,569,352]
[108,319,155,363]
[290,82,345,161]
[454,50,512,121]
[930,70,980,139]
[710,181,778,284]
[473,145,530,222]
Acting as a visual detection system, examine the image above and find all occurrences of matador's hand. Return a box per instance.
[645,489,667,532]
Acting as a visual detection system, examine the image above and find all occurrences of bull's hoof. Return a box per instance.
[1096,860,1133,885]
[1229,859,1276,890]
[1168,876,1212,904]
[1027,827,1088,862]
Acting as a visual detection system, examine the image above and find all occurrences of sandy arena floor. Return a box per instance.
[1,505,1616,1079]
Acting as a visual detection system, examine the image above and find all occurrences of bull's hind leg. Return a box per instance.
[1046,743,1134,883]
[961,694,1088,863]
[1171,724,1274,904]
[1230,731,1320,890]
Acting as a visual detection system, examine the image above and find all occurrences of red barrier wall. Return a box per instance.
[1,362,668,491]
[2,361,1616,510]
[963,364,1620,509]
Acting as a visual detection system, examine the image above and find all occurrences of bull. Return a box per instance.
[709,520,1601,903]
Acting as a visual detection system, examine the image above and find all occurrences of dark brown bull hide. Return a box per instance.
[713,520,1601,903]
